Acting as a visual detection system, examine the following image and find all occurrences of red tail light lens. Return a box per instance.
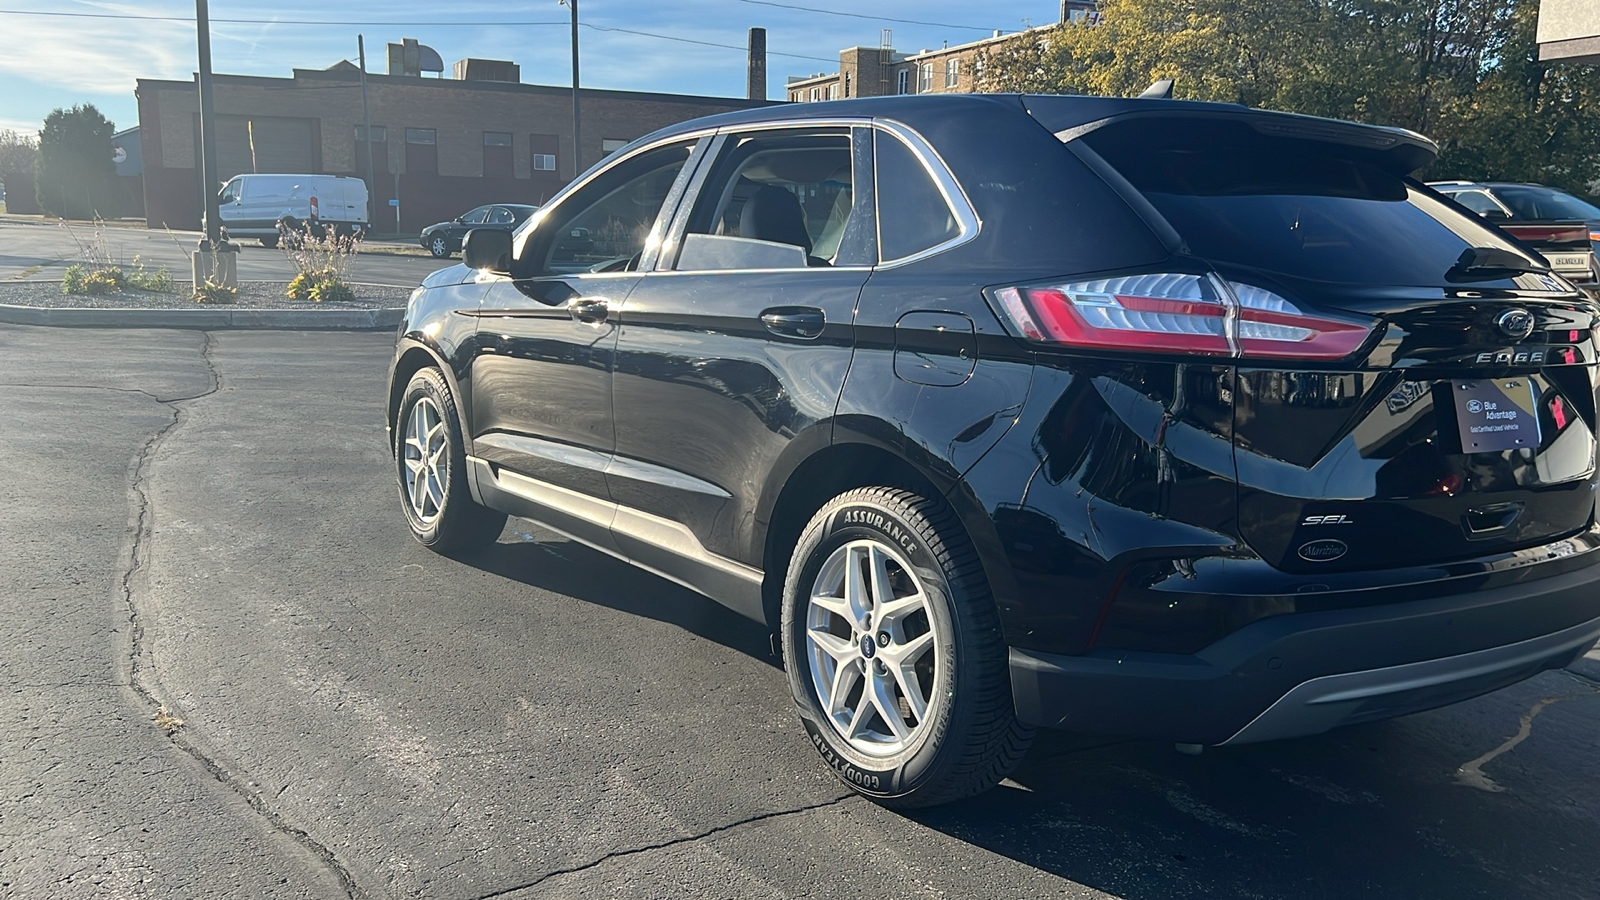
[1228,282,1374,359]
[991,275,1373,361]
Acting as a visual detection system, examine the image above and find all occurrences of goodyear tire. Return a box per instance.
[781,487,1033,808]
[394,368,507,555]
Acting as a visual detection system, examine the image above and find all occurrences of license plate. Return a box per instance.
[1454,378,1541,453]
[1548,254,1591,271]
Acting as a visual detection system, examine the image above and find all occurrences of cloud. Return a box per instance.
[0,2,194,95]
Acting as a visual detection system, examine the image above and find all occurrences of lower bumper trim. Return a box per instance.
[1218,615,1600,745]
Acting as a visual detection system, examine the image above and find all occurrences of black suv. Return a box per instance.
[388,95,1600,807]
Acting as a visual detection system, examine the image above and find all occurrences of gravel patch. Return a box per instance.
[0,281,409,310]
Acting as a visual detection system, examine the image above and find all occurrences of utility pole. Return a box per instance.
[192,0,236,287]
[196,0,224,245]
[359,35,374,207]
[564,0,581,179]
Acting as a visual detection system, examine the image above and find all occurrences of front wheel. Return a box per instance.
[428,235,450,258]
[781,487,1033,808]
[395,368,506,554]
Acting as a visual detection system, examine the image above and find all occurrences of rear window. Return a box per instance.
[1083,119,1535,286]
[1493,186,1600,222]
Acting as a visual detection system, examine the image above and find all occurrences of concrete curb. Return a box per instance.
[0,303,403,330]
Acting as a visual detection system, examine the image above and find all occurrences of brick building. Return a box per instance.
[136,47,773,232]
[786,1,1097,102]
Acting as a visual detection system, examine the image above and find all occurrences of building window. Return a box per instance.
[827,83,838,100]
[919,63,933,92]
[897,69,909,94]
[355,125,385,143]
[533,153,556,171]
[844,72,851,97]
[483,131,513,147]
[946,58,960,88]
[602,139,628,156]
[404,128,436,145]
[810,87,820,102]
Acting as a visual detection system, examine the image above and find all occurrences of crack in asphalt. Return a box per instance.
[471,794,857,899]
[1454,680,1600,793]
[108,332,364,900]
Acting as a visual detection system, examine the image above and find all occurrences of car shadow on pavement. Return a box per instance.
[463,527,781,669]
[906,691,1600,900]
[459,528,1598,900]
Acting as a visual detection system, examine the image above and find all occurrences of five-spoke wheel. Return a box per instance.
[401,395,449,525]
[394,367,506,553]
[806,540,942,756]
[783,487,1033,808]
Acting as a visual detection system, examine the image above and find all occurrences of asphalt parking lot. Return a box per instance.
[0,217,444,288]
[2,323,1598,899]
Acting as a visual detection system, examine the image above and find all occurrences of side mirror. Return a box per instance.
[463,228,512,273]
[1482,208,1510,220]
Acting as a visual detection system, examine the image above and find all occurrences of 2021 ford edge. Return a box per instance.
[388,94,1600,807]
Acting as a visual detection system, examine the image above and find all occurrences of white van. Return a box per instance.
[217,174,370,247]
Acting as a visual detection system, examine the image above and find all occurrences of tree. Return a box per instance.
[976,0,1599,194]
[36,104,119,219]
[0,129,37,175]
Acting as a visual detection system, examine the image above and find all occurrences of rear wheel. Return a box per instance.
[395,368,506,554]
[781,487,1033,808]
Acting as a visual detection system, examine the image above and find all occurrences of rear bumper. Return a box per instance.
[1010,559,1600,745]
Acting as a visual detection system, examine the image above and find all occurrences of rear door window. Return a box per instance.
[1081,118,1537,286]
[674,127,868,270]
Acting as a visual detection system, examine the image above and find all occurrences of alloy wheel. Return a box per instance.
[430,236,448,257]
[402,396,449,524]
[805,539,943,756]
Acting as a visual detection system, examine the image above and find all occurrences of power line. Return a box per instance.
[0,9,566,26]
[733,0,1000,32]
[0,7,837,62]
[583,23,835,62]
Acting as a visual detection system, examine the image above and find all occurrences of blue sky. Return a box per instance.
[0,1,1067,136]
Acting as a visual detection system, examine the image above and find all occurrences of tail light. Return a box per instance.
[1501,223,1589,244]
[990,274,1373,361]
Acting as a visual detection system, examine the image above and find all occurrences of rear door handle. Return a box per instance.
[569,297,610,325]
[761,307,825,340]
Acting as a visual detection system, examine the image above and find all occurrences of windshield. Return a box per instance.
[1082,118,1536,286]
[1494,186,1600,221]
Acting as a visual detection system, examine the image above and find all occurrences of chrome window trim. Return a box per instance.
[872,120,981,269]
[528,114,980,277]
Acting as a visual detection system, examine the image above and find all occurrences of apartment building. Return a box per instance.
[786,1,1098,102]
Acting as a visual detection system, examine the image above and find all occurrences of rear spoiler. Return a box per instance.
[1047,107,1438,176]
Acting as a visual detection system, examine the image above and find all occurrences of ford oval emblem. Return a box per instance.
[1496,308,1535,341]
[1297,539,1348,562]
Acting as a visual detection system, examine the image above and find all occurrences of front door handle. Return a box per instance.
[761,306,825,340]
[569,297,609,325]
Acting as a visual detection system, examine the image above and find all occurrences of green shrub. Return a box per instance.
[192,279,237,304]
[62,263,126,294]
[286,270,355,303]
[124,255,174,292]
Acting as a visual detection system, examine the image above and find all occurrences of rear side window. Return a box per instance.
[1082,119,1535,286]
[875,130,961,262]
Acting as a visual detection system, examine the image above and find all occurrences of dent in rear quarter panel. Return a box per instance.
[833,270,1037,609]
[964,360,1244,655]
